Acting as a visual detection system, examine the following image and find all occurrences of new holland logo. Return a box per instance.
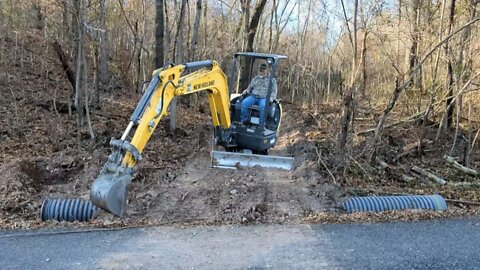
[193,80,215,90]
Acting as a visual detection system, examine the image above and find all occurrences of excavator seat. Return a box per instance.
[246,102,277,126]
[230,95,278,129]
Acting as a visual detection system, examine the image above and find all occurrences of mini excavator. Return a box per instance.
[90,52,294,217]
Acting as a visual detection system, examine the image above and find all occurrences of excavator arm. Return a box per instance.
[90,60,231,217]
[123,60,231,167]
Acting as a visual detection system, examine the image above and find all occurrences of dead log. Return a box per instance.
[411,166,447,185]
[53,41,75,92]
[444,155,478,176]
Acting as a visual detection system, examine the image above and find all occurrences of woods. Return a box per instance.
[1,0,479,174]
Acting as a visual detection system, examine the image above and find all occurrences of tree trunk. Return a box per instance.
[336,86,354,166]
[83,50,94,141]
[170,0,188,133]
[203,0,207,55]
[93,48,99,107]
[73,0,84,147]
[359,31,368,98]
[456,0,477,72]
[62,0,69,41]
[34,2,44,31]
[189,0,202,61]
[268,0,275,52]
[165,0,171,54]
[246,0,267,52]
[443,0,456,131]
[155,0,165,68]
[240,0,251,50]
[98,0,109,96]
[53,41,76,92]
[336,0,358,168]
[240,0,267,91]
[406,0,420,87]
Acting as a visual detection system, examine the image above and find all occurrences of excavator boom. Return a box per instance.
[90,60,231,216]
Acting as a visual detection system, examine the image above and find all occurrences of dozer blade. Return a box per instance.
[90,170,133,217]
[212,151,294,170]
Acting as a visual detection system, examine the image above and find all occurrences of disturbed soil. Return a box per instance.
[1,31,480,230]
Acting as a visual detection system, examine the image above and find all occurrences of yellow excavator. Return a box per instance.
[90,52,294,217]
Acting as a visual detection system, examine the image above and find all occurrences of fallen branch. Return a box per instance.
[444,156,478,176]
[313,145,336,184]
[181,191,190,201]
[448,181,480,188]
[401,175,415,183]
[445,199,480,206]
[348,155,373,182]
[411,166,447,185]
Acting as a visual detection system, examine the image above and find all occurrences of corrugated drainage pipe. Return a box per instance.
[343,195,447,213]
[41,198,100,222]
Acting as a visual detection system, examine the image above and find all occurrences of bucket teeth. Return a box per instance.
[211,151,294,170]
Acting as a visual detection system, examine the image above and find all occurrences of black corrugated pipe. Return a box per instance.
[40,198,100,222]
[343,195,448,213]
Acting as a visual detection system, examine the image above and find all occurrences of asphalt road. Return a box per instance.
[1,218,480,270]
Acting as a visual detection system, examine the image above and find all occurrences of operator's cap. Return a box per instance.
[259,63,268,71]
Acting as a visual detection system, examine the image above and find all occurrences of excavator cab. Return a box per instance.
[228,53,285,132]
[211,53,294,169]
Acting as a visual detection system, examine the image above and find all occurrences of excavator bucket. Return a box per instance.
[90,169,133,217]
[211,151,294,170]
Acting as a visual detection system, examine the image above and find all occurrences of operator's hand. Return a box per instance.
[242,89,249,96]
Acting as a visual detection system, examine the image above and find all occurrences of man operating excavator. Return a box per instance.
[240,62,277,124]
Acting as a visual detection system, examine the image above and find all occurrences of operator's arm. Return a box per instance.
[242,77,256,95]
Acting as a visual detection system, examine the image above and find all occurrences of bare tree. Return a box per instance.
[239,0,267,90]
[368,17,480,162]
[246,0,267,52]
[239,0,252,51]
[61,0,69,41]
[155,0,165,68]
[98,0,109,96]
[73,0,85,147]
[170,0,188,133]
[336,0,359,168]
[189,0,202,61]
[442,0,457,132]
[406,0,421,88]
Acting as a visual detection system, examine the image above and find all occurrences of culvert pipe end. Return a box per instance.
[41,198,100,222]
[343,195,448,213]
